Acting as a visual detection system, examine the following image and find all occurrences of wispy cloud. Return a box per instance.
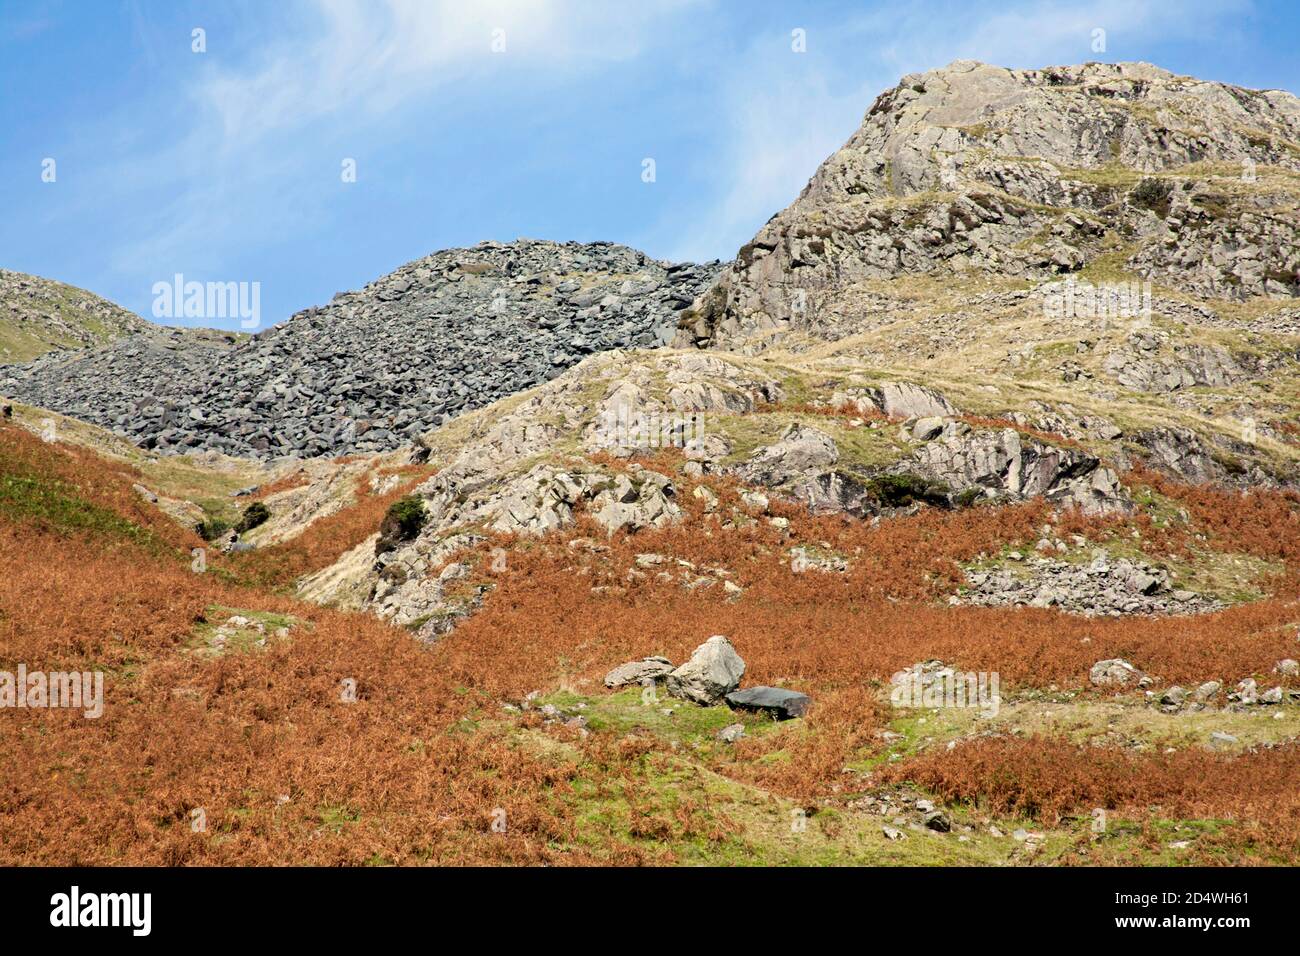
[200,0,702,146]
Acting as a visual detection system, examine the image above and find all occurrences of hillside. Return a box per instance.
[661,61,1300,506]
[0,269,152,363]
[3,61,1300,868]
[676,60,1300,351]
[5,364,1300,865]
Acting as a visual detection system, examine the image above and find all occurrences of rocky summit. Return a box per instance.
[0,240,719,458]
[675,60,1300,353]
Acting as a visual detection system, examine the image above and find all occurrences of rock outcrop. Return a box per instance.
[906,426,1127,513]
[675,60,1300,353]
[959,554,1223,616]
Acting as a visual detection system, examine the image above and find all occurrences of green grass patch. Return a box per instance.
[189,605,300,656]
[0,471,168,552]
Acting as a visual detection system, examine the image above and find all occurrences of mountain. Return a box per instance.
[676,60,1300,352]
[0,240,720,458]
[0,268,152,363]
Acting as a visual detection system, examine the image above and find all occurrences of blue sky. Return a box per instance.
[3,0,1298,330]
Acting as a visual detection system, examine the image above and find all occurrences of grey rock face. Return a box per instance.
[724,686,812,719]
[734,423,839,486]
[878,382,957,420]
[1,240,720,459]
[1101,330,1257,392]
[1127,427,1232,487]
[959,553,1222,616]
[907,427,1128,514]
[674,60,1300,353]
[666,635,746,705]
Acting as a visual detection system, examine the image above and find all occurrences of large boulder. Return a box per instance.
[666,635,746,705]
[878,382,957,420]
[725,686,812,719]
[604,656,674,689]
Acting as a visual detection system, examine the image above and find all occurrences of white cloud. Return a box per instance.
[668,70,876,262]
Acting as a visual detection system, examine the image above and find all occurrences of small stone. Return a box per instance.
[132,483,158,503]
[923,810,951,832]
[1090,658,1145,688]
[717,723,746,744]
[1192,681,1221,702]
[1160,686,1187,707]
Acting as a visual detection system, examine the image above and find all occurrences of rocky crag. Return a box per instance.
[675,60,1300,352]
[6,61,1300,637]
[274,62,1300,635]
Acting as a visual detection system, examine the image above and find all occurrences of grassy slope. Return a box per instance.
[0,272,146,363]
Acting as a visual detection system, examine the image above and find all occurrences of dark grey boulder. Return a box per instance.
[724,686,811,720]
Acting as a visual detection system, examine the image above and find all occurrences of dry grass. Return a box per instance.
[3,422,1299,864]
